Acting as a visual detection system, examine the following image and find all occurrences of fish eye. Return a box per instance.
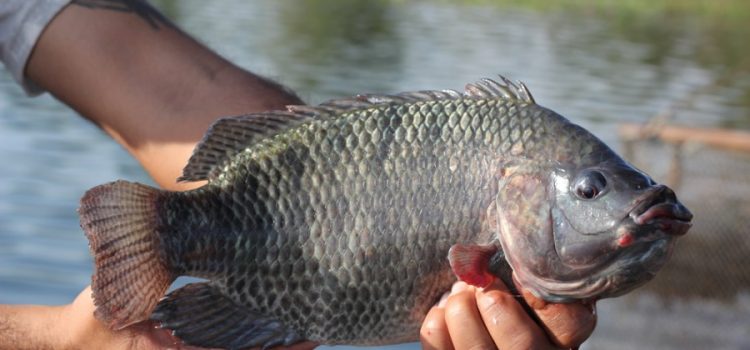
[573,170,607,200]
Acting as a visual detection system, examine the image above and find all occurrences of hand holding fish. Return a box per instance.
[64,286,207,350]
[422,280,595,350]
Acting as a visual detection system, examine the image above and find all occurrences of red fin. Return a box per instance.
[448,244,499,288]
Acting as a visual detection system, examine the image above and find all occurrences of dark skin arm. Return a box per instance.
[26,0,304,191]
[0,1,595,349]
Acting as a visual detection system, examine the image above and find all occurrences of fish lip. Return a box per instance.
[627,185,668,217]
[627,185,693,236]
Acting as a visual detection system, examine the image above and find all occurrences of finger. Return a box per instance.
[443,282,495,350]
[475,279,553,350]
[420,296,453,350]
[518,286,597,349]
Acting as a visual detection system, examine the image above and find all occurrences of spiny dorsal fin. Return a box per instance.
[464,76,536,104]
[179,112,309,182]
[285,76,535,119]
[180,75,535,182]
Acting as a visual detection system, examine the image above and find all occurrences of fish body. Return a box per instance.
[79,77,692,349]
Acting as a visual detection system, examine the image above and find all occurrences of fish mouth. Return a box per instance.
[628,185,693,237]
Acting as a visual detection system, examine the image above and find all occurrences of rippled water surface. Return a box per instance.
[1,1,749,348]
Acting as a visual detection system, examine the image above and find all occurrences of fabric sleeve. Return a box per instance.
[0,0,72,96]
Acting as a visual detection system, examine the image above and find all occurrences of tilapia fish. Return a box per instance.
[79,77,692,349]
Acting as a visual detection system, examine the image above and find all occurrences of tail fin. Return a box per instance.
[79,180,174,330]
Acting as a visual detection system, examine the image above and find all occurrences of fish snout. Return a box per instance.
[631,185,693,236]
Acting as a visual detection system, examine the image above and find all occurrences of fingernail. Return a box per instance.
[476,292,493,309]
[451,281,468,295]
[437,292,450,308]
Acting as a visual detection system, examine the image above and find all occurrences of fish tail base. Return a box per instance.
[79,180,174,330]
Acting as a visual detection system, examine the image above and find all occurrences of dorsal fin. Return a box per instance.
[178,112,309,182]
[179,75,535,182]
[464,76,536,104]
[285,76,535,119]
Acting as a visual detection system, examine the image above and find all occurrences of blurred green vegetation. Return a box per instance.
[457,0,750,20]
[461,0,750,72]
[152,0,750,73]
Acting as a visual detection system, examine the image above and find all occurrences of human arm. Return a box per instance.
[0,304,68,350]
[0,288,202,350]
[25,0,304,191]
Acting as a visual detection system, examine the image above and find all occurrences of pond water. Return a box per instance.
[1,1,749,349]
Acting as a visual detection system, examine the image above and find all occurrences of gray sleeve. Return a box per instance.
[0,0,72,96]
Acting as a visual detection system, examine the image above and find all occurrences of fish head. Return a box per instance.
[495,155,692,302]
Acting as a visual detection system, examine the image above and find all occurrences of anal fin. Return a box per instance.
[152,283,303,350]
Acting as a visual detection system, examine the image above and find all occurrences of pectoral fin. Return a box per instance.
[448,244,501,288]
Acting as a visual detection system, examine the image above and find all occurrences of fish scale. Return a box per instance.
[79,77,690,349]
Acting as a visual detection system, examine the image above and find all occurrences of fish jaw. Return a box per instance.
[517,236,677,303]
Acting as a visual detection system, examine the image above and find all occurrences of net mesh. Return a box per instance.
[621,136,750,300]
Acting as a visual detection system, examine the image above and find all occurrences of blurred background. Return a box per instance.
[1,0,748,348]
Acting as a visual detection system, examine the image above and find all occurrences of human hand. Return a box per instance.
[420,279,596,349]
[63,286,205,349]
[64,286,318,350]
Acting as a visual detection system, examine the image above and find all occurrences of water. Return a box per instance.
[1,0,749,348]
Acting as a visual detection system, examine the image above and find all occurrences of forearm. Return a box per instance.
[0,304,68,349]
[26,1,303,191]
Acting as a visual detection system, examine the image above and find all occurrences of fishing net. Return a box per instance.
[620,134,750,299]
